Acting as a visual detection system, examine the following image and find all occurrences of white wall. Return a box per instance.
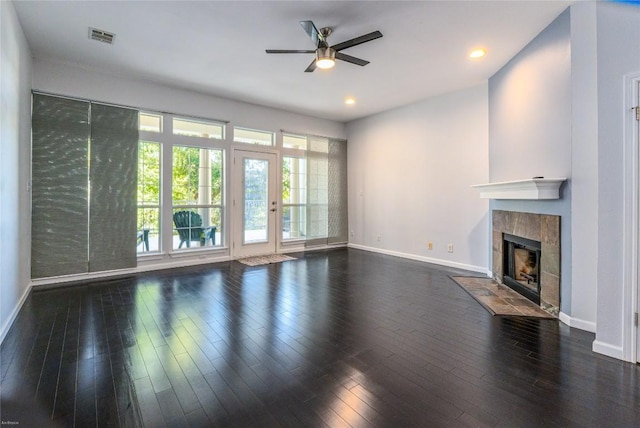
[593,2,640,360]
[32,59,345,140]
[346,84,489,273]
[0,1,33,341]
[569,1,599,333]
[488,9,574,316]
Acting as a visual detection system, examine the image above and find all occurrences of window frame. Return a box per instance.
[137,140,162,254]
[173,116,225,140]
[171,144,225,251]
[139,112,163,133]
[138,111,228,257]
[281,155,307,242]
[233,126,275,146]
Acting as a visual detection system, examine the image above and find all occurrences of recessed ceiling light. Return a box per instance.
[469,49,486,59]
[345,97,356,105]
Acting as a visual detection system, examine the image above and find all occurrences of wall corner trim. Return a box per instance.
[559,311,596,333]
[592,340,626,361]
[0,284,32,345]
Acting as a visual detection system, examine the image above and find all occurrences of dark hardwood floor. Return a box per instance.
[1,248,639,427]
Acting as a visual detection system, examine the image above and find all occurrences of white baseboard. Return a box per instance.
[0,284,31,345]
[348,243,490,275]
[558,311,596,333]
[593,340,624,360]
[31,255,232,288]
[30,243,349,288]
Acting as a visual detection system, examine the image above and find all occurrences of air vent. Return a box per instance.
[89,27,115,44]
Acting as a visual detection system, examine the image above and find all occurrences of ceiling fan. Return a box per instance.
[266,20,383,72]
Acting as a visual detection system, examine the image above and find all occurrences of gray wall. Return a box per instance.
[594,2,640,359]
[569,1,599,333]
[488,10,573,314]
[0,1,33,340]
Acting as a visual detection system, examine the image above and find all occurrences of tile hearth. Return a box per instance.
[451,276,557,319]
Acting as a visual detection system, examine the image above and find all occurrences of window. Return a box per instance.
[283,133,307,150]
[234,127,274,146]
[138,112,227,255]
[281,132,348,246]
[172,146,224,249]
[139,113,162,132]
[282,157,307,240]
[173,117,224,139]
[137,141,161,252]
[306,140,329,242]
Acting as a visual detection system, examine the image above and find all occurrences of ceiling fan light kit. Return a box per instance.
[266,20,383,72]
[315,47,336,69]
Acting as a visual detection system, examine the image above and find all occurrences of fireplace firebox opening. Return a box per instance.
[502,233,542,305]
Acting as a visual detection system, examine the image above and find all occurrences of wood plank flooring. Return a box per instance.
[1,248,639,427]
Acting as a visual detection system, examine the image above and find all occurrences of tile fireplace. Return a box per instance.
[492,210,560,316]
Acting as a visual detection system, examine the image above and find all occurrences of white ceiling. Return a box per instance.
[13,0,572,122]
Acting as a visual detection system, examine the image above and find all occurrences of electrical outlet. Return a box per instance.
[377,235,381,242]
[447,244,454,253]
[428,242,433,250]
[351,230,355,237]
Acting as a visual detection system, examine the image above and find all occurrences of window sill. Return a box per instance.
[169,247,228,258]
[281,239,306,246]
[136,252,165,261]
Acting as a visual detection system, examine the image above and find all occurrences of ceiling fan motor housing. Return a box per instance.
[316,47,336,61]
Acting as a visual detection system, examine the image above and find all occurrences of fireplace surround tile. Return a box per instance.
[492,250,501,278]
[493,210,508,232]
[541,216,560,246]
[513,214,541,242]
[541,243,560,276]
[492,210,561,316]
[541,271,560,307]
[492,231,503,253]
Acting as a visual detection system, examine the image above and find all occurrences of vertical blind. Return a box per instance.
[305,135,348,247]
[31,93,139,278]
[327,137,348,244]
[31,95,90,278]
[88,104,139,272]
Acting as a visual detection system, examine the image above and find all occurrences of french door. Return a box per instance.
[232,150,278,258]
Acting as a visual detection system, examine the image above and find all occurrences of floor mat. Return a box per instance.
[237,254,297,266]
[450,276,556,319]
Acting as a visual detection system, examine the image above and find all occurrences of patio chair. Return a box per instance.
[173,210,216,248]
[137,228,149,251]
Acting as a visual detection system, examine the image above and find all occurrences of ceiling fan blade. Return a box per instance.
[304,59,317,73]
[300,20,328,48]
[265,49,315,54]
[332,31,383,52]
[335,52,370,67]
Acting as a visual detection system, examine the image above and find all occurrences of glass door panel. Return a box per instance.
[243,158,269,243]
[233,150,277,257]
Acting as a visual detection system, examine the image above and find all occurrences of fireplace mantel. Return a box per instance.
[472,178,567,200]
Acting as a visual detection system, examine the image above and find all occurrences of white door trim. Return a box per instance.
[623,73,640,362]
